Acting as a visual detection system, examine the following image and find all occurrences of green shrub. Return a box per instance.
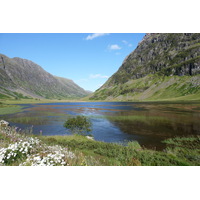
[64,115,92,135]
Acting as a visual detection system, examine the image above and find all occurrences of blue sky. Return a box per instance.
[0,33,145,91]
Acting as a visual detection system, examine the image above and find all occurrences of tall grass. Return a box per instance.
[0,106,23,115]
[39,134,200,166]
[8,116,48,125]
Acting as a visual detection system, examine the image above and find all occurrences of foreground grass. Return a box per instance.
[39,134,200,166]
[1,126,199,166]
[0,127,84,166]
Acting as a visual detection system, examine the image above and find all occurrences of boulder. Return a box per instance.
[0,120,10,127]
[86,136,94,140]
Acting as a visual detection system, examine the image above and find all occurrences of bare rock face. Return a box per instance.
[0,120,10,127]
[107,33,200,86]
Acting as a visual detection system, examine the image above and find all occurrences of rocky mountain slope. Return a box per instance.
[90,33,200,101]
[0,54,89,99]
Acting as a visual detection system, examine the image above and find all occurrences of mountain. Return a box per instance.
[90,33,200,101]
[0,54,89,99]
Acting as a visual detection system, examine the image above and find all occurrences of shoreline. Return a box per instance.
[1,98,200,105]
[0,125,199,166]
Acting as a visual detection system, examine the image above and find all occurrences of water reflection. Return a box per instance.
[1,102,200,150]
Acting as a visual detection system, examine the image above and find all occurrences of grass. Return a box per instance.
[0,103,23,115]
[0,125,199,166]
[89,74,200,102]
[1,82,200,104]
[0,93,10,99]
[38,134,200,166]
[1,98,87,105]
[7,116,48,125]
[105,115,167,123]
[0,98,88,116]
[162,136,200,165]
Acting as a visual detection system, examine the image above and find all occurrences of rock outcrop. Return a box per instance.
[108,33,200,85]
[0,120,10,127]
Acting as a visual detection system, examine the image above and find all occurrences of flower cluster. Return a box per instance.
[0,126,76,166]
[48,145,75,159]
[21,145,73,166]
[21,152,66,166]
[0,137,40,165]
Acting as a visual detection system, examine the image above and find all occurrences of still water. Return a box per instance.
[2,102,200,150]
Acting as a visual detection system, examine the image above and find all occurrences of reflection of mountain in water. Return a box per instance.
[2,102,200,151]
[104,110,200,150]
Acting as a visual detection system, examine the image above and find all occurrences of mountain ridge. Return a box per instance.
[0,54,89,100]
[90,33,200,101]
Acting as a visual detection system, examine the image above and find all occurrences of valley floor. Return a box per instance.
[0,99,86,115]
[1,97,200,115]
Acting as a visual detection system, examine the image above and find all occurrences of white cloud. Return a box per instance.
[122,40,132,47]
[122,40,128,44]
[108,44,121,50]
[85,33,109,40]
[89,74,109,79]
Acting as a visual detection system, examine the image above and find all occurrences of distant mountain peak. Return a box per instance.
[0,54,89,100]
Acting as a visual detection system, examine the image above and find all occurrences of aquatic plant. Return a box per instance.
[0,105,23,115]
[7,116,48,125]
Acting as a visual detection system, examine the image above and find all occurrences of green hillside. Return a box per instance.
[90,33,200,101]
[0,54,89,100]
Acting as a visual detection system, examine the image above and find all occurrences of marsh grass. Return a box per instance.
[0,102,24,116]
[105,115,167,123]
[88,114,168,124]
[0,106,23,115]
[1,98,86,105]
[8,116,49,125]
